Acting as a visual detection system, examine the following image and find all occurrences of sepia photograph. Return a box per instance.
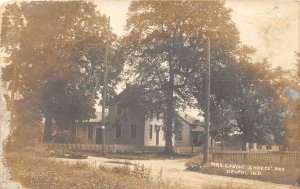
[0,0,299,188]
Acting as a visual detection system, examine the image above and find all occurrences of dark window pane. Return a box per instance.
[150,125,153,139]
[131,124,137,139]
[88,125,93,140]
[116,124,121,138]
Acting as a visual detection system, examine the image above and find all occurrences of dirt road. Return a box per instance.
[60,156,294,189]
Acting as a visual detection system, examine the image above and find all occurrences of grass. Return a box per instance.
[5,121,298,189]
[6,152,162,189]
[6,146,185,189]
[4,121,184,189]
[106,160,134,165]
[85,151,194,160]
[185,154,300,187]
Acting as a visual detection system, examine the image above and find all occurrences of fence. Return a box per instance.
[46,143,203,153]
[211,151,300,165]
[47,143,166,153]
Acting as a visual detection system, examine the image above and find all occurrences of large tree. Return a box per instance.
[284,53,300,150]
[1,1,123,142]
[123,1,240,153]
[191,43,291,148]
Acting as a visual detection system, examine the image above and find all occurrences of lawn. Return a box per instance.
[4,122,183,189]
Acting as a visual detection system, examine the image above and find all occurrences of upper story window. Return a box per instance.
[156,113,160,121]
[131,124,137,139]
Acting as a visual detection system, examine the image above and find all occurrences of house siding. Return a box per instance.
[105,102,145,146]
[76,123,97,144]
[174,118,191,147]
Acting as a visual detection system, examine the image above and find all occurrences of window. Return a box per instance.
[88,125,93,140]
[116,124,121,138]
[149,125,153,139]
[131,124,137,139]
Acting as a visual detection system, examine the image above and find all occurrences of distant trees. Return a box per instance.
[1,1,123,142]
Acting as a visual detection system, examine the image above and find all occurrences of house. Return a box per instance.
[105,84,166,147]
[76,85,213,150]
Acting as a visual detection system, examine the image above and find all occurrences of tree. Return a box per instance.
[1,2,25,119]
[123,1,240,153]
[284,53,300,150]
[191,43,291,149]
[231,60,288,147]
[210,99,237,150]
[1,1,123,142]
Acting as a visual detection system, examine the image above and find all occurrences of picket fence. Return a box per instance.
[211,151,300,165]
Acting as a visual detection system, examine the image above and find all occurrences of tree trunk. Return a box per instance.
[164,88,174,153]
[44,111,52,143]
[242,131,249,151]
[221,139,224,151]
[237,116,248,151]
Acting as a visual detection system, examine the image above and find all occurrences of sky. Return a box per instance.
[0,0,298,70]
[94,0,299,71]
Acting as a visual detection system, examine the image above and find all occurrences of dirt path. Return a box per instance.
[58,156,294,189]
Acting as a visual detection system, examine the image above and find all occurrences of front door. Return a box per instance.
[96,128,102,144]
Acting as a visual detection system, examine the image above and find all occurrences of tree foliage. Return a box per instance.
[123,1,240,152]
[192,43,291,147]
[284,53,300,150]
[1,1,123,141]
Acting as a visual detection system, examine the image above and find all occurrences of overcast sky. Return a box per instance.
[95,0,299,71]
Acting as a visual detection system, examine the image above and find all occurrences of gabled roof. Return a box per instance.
[108,84,143,105]
[176,114,205,132]
[178,113,204,126]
